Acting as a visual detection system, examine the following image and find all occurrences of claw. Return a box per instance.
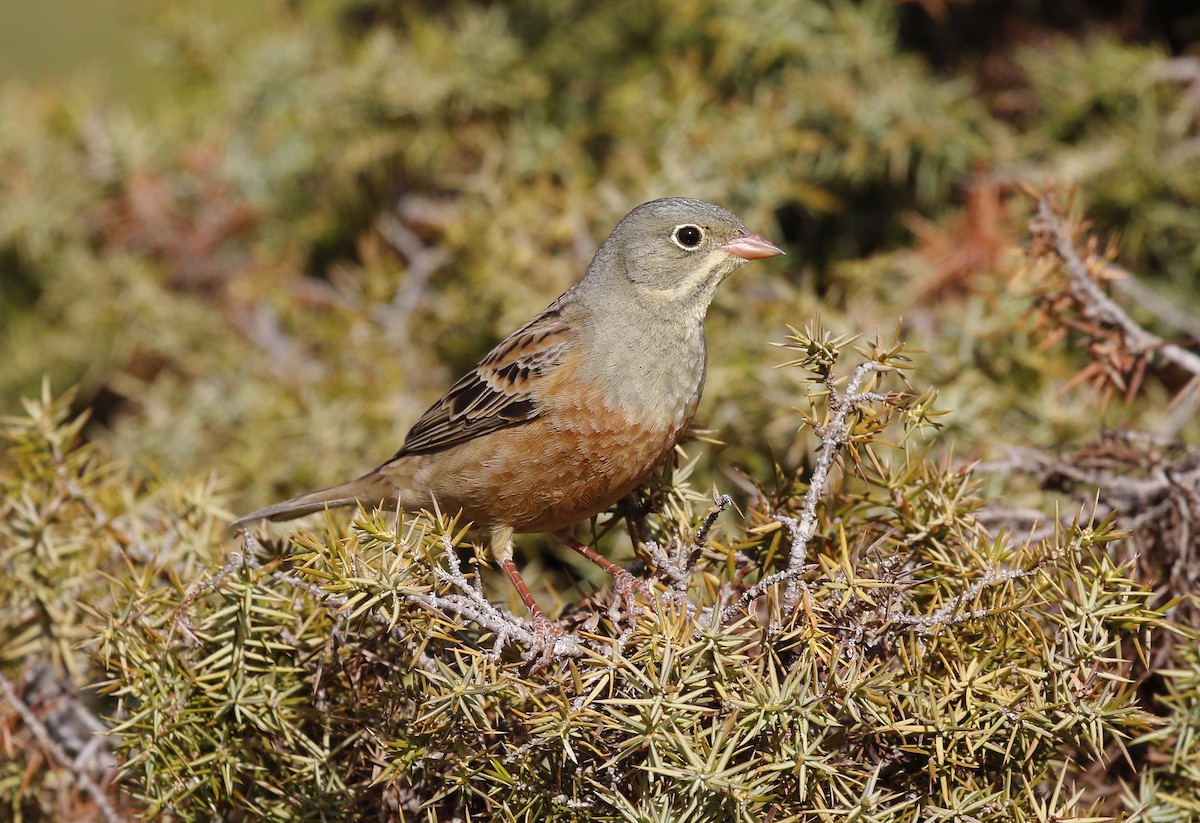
[610,568,656,627]
[526,611,563,668]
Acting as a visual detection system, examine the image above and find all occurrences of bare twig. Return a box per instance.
[976,433,1200,596]
[0,671,126,823]
[892,563,1031,633]
[228,529,582,663]
[1109,267,1200,342]
[427,536,580,659]
[722,360,890,621]
[694,492,732,550]
[1030,197,1200,381]
[376,207,450,346]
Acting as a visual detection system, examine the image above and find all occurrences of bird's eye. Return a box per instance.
[672,225,704,250]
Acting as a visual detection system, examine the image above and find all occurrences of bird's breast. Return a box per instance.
[410,318,709,534]
[566,318,708,424]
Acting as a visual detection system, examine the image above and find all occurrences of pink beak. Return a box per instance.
[720,230,785,260]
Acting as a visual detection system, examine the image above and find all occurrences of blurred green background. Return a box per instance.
[1,0,1198,512]
[0,1,144,90]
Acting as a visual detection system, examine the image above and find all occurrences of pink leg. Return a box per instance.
[500,557,560,661]
[559,534,653,620]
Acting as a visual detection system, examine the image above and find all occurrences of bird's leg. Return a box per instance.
[617,492,652,550]
[492,527,560,662]
[558,533,653,623]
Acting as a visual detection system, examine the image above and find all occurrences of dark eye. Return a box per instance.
[672,225,703,249]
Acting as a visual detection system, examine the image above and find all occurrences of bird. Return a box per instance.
[233,197,783,649]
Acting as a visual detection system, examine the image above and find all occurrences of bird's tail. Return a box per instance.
[231,474,391,530]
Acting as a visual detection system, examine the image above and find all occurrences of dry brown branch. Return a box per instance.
[0,671,126,823]
[1029,196,1200,403]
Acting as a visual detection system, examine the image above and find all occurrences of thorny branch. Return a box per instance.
[643,492,732,604]
[721,360,892,622]
[976,196,1200,612]
[209,530,584,664]
[427,536,580,659]
[892,564,1030,633]
[1030,196,1200,399]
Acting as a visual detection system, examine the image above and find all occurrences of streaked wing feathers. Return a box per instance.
[390,308,571,457]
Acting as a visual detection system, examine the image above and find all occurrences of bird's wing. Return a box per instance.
[388,304,572,458]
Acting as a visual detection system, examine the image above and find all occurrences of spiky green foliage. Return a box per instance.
[0,333,1181,820]
[1125,629,1200,818]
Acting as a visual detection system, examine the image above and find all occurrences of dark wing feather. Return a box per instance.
[389,307,571,458]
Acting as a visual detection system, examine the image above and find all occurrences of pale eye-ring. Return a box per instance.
[672,224,704,250]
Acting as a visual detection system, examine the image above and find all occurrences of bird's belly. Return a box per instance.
[413,392,697,534]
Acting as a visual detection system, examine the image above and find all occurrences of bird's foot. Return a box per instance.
[556,533,657,633]
[610,569,655,627]
[525,611,563,669]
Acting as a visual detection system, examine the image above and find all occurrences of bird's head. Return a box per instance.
[585,197,783,317]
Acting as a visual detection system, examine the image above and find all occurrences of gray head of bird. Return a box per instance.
[580,197,783,318]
